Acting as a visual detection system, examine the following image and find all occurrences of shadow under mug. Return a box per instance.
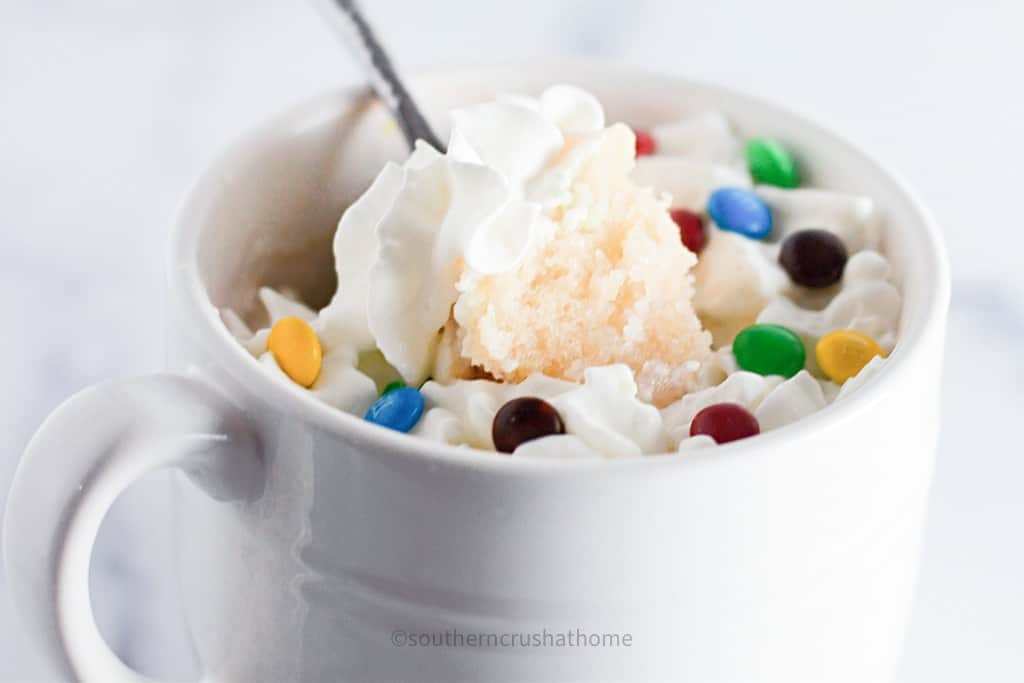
[4,63,950,683]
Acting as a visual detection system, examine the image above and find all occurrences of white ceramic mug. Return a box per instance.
[4,64,949,683]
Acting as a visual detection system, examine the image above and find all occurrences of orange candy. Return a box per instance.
[815,330,885,384]
[266,317,322,388]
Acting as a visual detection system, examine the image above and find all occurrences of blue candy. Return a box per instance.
[706,187,773,239]
[364,386,424,433]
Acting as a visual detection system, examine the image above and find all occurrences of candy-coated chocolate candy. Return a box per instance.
[382,380,406,396]
[816,330,885,384]
[266,316,322,388]
[706,187,773,239]
[365,386,425,433]
[670,208,706,253]
[492,397,565,454]
[778,229,848,288]
[689,402,760,443]
[733,323,806,378]
[746,138,800,188]
[634,129,656,157]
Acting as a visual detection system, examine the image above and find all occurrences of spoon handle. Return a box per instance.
[315,0,444,152]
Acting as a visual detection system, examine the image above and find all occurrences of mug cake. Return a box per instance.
[222,85,900,458]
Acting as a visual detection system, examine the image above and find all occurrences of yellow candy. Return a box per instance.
[815,330,885,384]
[266,317,322,388]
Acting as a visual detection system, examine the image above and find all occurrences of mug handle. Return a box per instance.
[3,374,264,682]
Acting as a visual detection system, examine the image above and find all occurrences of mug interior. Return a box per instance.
[175,62,949,460]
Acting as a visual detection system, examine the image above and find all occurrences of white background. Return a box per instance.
[1,1,1022,681]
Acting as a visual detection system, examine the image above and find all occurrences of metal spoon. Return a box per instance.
[313,0,445,152]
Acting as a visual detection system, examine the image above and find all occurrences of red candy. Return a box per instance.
[689,403,760,444]
[634,130,656,157]
[670,208,705,253]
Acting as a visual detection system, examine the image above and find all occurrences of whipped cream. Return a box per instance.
[414,365,664,458]
[228,288,378,415]
[632,156,752,213]
[758,185,881,254]
[225,85,903,460]
[649,111,744,166]
[758,250,901,359]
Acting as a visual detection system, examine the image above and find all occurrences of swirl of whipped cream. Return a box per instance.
[649,111,745,166]
[632,157,751,213]
[662,371,783,448]
[662,368,835,449]
[757,185,881,254]
[550,365,668,458]
[414,364,667,459]
[412,373,576,449]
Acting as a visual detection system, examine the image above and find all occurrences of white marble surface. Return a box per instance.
[1,1,1022,681]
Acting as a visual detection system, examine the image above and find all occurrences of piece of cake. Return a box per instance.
[449,123,712,406]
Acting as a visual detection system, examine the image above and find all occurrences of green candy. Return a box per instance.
[733,324,806,378]
[381,380,407,396]
[746,138,800,188]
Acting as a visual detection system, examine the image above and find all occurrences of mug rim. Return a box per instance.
[169,60,950,473]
